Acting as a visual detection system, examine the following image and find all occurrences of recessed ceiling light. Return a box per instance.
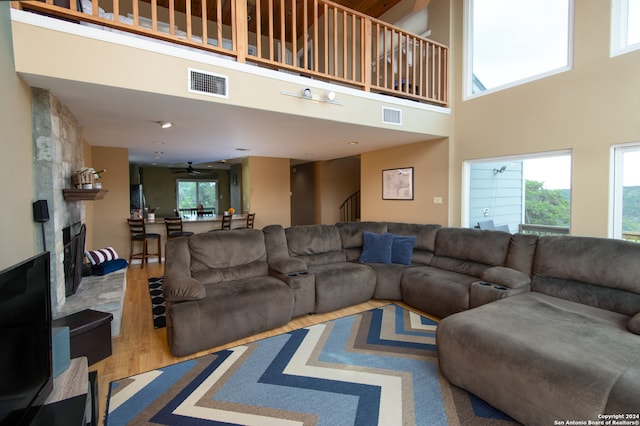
[348,141,358,145]
[159,121,172,129]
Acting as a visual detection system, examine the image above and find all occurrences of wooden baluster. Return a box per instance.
[256,0,262,58]
[291,0,297,67]
[151,0,158,31]
[168,0,175,36]
[280,0,285,64]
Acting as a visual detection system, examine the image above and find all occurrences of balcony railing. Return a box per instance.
[518,224,570,236]
[15,0,449,107]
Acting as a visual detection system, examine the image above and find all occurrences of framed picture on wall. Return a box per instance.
[382,167,414,200]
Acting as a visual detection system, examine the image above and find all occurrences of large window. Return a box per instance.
[177,179,218,213]
[611,144,640,241]
[465,0,572,97]
[464,152,571,234]
[611,0,640,56]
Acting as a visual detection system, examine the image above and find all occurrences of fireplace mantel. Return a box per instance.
[63,189,108,201]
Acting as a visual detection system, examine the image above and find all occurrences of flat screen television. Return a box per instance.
[0,252,53,426]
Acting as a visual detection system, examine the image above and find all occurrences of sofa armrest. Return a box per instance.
[269,258,307,275]
[163,274,206,303]
[481,266,531,289]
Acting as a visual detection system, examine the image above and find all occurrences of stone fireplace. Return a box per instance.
[32,88,85,315]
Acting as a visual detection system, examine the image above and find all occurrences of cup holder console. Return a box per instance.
[477,281,507,291]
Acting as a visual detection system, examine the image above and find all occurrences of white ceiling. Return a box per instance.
[21,72,440,170]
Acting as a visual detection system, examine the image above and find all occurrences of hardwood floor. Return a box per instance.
[91,263,437,425]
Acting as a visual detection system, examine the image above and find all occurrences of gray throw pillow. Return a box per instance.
[628,312,640,335]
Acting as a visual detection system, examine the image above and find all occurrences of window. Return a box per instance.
[177,179,217,213]
[465,0,572,97]
[611,0,640,56]
[464,152,571,235]
[611,144,640,241]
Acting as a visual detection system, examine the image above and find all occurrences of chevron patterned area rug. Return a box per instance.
[106,304,518,425]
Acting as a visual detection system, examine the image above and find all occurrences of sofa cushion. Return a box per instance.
[308,262,376,313]
[166,276,293,357]
[532,236,640,315]
[286,224,343,256]
[534,236,640,294]
[262,224,290,261]
[189,229,267,272]
[627,312,640,335]
[386,222,440,252]
[367,263,407,300]
[359,231,393,264]
[336,221,388,249]
[390,234,417,265]
[504,233,538,275]
[401,266,477,318]
[434,227,511,266]
[481,266,531,289]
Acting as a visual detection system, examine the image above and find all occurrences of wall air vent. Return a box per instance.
[382,107,402,125]
[188,68,228,98]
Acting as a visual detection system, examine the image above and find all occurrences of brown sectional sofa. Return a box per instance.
[163,222,640,424]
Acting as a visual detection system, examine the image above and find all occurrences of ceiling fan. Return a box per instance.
[171,162,207,176]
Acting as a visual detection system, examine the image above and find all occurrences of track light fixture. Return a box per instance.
[280,88,343,105]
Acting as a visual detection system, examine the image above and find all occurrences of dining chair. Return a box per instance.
[164,217,194,239]
[127,218,161,268]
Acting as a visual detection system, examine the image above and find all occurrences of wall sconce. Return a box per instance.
[280,88,343,105]
[493,165,507,174]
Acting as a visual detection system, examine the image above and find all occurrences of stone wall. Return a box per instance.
[32,88,85,315]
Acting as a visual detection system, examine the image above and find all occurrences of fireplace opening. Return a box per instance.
[63,222,86,297]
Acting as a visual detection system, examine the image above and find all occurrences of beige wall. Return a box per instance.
[0,4,37,269]
[361,139,449,225]
[245,156,291,228]
[88,146,130,257]
[449,0,640,237]
[314,157,361,224]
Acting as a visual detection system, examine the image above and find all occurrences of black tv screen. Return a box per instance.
[0,252,53,426]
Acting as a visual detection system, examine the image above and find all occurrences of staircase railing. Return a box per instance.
[339,190,360,222]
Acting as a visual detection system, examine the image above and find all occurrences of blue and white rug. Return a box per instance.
[106,304,518,425]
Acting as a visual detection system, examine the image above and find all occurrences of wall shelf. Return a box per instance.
[63,189,108,201]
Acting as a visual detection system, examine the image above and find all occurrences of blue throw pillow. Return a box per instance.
[359,231,393,264]
[389,234,417,265]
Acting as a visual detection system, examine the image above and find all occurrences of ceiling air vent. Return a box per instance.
[382,107,402,125]
[188,68,228,98]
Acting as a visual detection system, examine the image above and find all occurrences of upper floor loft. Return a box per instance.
[13,0,448,107]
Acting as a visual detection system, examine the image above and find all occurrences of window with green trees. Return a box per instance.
[177,179,217,212]
[612,145,640,240]
[524,180,570,226]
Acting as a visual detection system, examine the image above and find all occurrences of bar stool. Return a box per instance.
[219,213,232,230]
[234,213,255,229]
[164,217,194,239]
[127,218,161,268]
